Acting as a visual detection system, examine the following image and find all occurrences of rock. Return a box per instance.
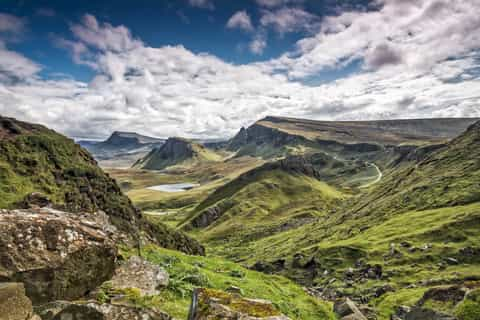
[108,256,169,296]
[19,192,52,209]
[36,301,171,320]
[374,284,395,298]
[400,306,456,320]
[417,285,467,307]
[225,286,244,295]
[188,288,290,320]
[445,257,459,265]
[0,208,117,304]
[0,282,39,320]
[333,298,367,320]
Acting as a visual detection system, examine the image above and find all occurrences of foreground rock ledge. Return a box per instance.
[0,208,117,304]
[0,282,39,320]
[188,288,290,320]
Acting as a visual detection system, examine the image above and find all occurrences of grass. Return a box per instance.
[118,245,335,320]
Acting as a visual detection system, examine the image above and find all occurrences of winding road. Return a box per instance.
[359,163,382,188]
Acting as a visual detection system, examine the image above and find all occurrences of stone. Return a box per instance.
[417,285,467,307]
[225,286,244,295]
[333,298,367,320]
[108,256,169,296]
[188,288,290,320]
[401,306,456,320]
[0,282,38,320]
[36,301,171,320]
[0,208,117,304]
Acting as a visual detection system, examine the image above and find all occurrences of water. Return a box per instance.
[147,183,200,193]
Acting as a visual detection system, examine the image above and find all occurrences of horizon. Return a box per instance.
[0,0,479,140]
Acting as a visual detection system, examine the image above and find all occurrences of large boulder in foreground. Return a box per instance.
[0,282,39,320]
[36,301,171,320]
[188,288,290,320]
[0,208,117,304]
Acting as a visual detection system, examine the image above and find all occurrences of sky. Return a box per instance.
[0,0,479,140]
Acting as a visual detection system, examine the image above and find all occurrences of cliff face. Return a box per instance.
[227,124,305,152]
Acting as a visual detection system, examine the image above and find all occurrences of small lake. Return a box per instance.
[147,183,200,193]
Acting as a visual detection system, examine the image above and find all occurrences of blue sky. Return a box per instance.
[0,0,479,139]
[3,0,370,82]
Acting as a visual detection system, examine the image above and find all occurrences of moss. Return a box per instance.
[117,245,335,320]
[455,289,480,320]
[197,288,282,317]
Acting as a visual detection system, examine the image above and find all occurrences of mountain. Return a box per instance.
[80,131,165,168]
[167,119,480,319]
[227,116,480,160]
[134,137,222,170]
[0,115,203,255]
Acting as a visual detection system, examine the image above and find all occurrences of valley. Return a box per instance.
[2,115,480,320]
[99,116,480,319]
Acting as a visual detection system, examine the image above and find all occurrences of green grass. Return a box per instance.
[118,245,335,320]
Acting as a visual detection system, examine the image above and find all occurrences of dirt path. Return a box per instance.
[359,163,382,188]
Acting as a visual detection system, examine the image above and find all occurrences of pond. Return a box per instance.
[146,182,200,193]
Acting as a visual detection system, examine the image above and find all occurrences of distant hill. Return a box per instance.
[227,116,480,160]
[134,137,222,170]
[80,131,165,168]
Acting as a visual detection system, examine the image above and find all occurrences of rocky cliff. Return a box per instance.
[135,137,220,170]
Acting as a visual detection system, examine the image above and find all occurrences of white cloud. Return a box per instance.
[260,7,320,35]
[255,0,304,8]
[188,0,214,10]
[249,34,267,55]
[0,10,479,141]
[226,11,254,32]
[264,0,480,78]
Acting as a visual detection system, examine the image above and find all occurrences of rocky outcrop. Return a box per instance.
[188,288,290,320]
[36,301,171,320]
[135,137,200,170]
[227,123,305,153]
[0,208,117,304]
[108,256,169,296]
[333,298,368,320]
[0,282,39,320]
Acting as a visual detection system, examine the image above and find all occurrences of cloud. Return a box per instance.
[263,0,480,78]
[188,0,214,10]
[260,7,320,35]
[364,43,403,70]
[70,14,143,53]
[249,34,267,55]
[255,0,304,8]
[226,11,254,32]
[0,11,479,141]
[0,13,26,34]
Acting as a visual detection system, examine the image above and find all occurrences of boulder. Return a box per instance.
[333,298,367,320]
[188,288,290,320]
[36,301,171,320]
[108,256,169,296]
[401,306,456,320]
[0,282,39,320]
[0,208,117,304]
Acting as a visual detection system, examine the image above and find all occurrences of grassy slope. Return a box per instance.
[0,116,204,255]
[204,122,480,318]
[118,245,335,320]
[185,169,345,244]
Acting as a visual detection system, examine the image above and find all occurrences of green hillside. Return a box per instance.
[0,116,204,255]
